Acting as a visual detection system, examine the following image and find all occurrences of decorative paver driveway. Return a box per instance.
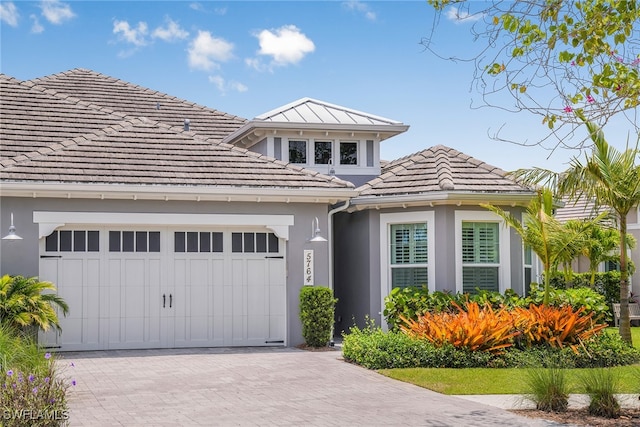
[59,347,561,426]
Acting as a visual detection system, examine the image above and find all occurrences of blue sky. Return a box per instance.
[1,0,636,172]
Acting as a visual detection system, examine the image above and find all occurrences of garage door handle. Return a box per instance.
[169,294,173,308]
[163,294,166,308]
[265,256,284,259]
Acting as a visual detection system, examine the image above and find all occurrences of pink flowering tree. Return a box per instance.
[424,0,639,150]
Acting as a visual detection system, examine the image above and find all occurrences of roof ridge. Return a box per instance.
[21,74,129,121]
[435,150,455,190]
[30,68,248,123]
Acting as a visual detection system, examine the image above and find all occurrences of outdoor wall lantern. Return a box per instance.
[308,217,327,242]
[2,213,23,240]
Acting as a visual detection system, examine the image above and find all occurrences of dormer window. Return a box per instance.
[314,141,332,164]
[340,141,358,165]
[289,140,307,164]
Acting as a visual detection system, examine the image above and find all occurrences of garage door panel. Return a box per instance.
[41,226,287,350]
[212,259,225,313]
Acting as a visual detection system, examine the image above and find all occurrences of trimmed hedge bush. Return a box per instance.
[299,286,337,347]
[342,322,640,370]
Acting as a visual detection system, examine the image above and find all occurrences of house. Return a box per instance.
[554,197,640,292]
[0,69,536,350]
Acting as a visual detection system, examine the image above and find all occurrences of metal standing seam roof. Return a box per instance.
[357,144,534,197]
[0,70,354,191]
[255,97,405,126]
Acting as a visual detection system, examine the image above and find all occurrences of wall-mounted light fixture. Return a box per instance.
[308,217,327,242]
[2,213,23,240]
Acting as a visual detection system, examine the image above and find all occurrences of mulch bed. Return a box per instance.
[511,408,640,426]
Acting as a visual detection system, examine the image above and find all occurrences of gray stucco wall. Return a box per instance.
[332,204,528,329]
[0,196,331,347]
[333,209,374,332]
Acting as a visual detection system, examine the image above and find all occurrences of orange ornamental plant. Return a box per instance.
[399,302,608,354]
[512,304,608,353]
[399,302,519,353]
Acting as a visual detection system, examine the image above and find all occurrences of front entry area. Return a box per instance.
[38,217,288,351]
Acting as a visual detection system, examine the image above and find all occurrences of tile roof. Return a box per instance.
[0,70,354,191]
[28,68,246,143]
[357,145,533,197]
[554,196,609,222]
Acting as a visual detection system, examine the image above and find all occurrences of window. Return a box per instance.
[524,244,533,295]
[109,231,160,252]
[340,142,358,165]
[174,232,223,253]
[390,223,428,288]
[288,140,307,164]
[314,141,332,164]
[231,232,279,253]
[45,230,99,252]
[461,221,500,293]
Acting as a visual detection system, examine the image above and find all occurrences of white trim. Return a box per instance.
[454,210,511,294]
[379,211,435,330]
[33,212,294,240]
[1,182,355,203]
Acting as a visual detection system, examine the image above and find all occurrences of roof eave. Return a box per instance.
[0,182,356,204]
[222,121,409,146]
[348,191,536,211]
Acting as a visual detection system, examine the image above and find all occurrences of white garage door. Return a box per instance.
[39,227,286,351]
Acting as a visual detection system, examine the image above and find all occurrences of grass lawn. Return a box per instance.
[378,327,640,395]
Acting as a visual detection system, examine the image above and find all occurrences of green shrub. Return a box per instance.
[342,320,494,369]
[580,368,621,418]
[528,283,611,322]
[524,366,570,412]
[570,330,640,368]
[299,286,337,347]
[342,321,639,370]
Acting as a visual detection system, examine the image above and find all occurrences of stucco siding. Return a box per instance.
[333,209,373,332]
[0,196,331,347]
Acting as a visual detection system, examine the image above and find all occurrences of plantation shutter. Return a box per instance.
[461,222,500,293]
[390,223,428,288]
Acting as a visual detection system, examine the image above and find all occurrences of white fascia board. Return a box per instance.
[1,182,355,203]
[222,121,409,144]
[349,192,535,210]
[33,211,295,240]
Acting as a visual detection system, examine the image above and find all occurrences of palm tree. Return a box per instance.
[510,120,640,344]
[481,188,600,305]
[570,221,636,287]
[0,275,69,334]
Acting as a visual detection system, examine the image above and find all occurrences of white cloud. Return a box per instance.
[0,2,19,27]
[188,30,234,71]
[152,18,189,42]
[113,20,149,47]
[208,75,248,95]
[30,14,44,33]
[445,6,483,24]
[229,81,248,93]
[253,25,315,67]
[245,57,267,72]
[189,3,205,12]
[342,1,376,21]
[40,0,75,25]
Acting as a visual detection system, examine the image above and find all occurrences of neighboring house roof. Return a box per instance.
[351,145,535,209]
[222,97,409,148]
[0,70,355,201]
[554,196,611,222]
